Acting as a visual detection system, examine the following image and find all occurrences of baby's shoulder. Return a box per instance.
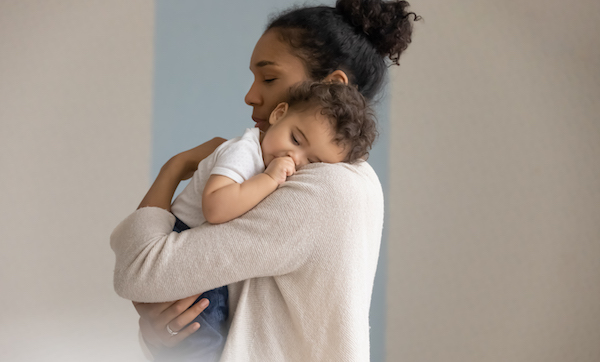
[214,128,261,157]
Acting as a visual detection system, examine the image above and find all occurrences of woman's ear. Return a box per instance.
[269,102,289,125]
[324,70,349,85]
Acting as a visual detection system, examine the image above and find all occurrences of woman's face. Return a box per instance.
[245,30,310,132]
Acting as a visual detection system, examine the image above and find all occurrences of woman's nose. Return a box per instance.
[244,82,261,106]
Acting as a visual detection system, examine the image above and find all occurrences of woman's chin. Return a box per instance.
[252,118,269,132]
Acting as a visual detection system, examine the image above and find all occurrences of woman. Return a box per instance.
[111,0,419,360]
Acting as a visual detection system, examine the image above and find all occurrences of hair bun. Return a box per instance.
[336,0,421,65]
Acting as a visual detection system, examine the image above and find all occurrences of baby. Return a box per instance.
[155,81,377,361]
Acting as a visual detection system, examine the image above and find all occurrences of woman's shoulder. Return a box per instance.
[300,160,380,183]
[282,161,383,203]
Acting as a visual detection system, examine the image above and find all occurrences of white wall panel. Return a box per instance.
[0,1,154,360]
[387,1,600,361]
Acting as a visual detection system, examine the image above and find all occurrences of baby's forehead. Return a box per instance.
[296,111,338,139]
[289,101,322,114]
[291,104,334,125]
[295,113,347,156]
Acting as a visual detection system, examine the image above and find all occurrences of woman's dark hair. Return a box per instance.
[267,0,421,100]
[286,81,377,163]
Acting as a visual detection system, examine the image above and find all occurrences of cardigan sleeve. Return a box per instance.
[110,163,348,303]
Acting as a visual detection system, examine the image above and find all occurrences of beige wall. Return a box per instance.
[0,1,153,360]
[3,1,599,361]
[387,0,600,361]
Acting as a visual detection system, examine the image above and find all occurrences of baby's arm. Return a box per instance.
[202,156,295,224]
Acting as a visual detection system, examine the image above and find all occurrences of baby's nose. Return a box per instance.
[286,152,299,166]
[287,152,307,168]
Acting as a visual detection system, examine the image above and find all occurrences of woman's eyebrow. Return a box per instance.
[255,60,277,67]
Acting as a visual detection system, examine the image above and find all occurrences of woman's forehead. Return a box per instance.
[250,31,303,72]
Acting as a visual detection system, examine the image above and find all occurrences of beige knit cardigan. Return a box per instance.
[111,161,384,361]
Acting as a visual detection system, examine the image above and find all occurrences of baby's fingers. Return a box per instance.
[286,165,295,177]
[283,157,296,176]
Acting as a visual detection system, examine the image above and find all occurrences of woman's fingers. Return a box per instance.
[160,297,208,347]
[153,295,209,346]
[133,300,174,320]
[134,294,209,348]
[162,321,201,348]
[166,298,209,332]
[158,294,203,326]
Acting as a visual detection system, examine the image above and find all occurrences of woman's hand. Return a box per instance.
[134,294,210,349]
[138,137,226,210]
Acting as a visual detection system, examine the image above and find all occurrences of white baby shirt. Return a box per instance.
[170,128,265,227]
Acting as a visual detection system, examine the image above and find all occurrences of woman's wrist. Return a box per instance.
[161,154,192,182]
[167,137,227,181]
[138,138,226,211]
[138,160,185,210]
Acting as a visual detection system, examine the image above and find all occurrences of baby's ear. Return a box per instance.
[269,102,289,125]
[323,70,349,85]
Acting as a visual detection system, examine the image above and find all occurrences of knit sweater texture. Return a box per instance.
[111,161,384,361]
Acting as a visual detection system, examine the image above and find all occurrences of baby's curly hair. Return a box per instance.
[286,81,377,163]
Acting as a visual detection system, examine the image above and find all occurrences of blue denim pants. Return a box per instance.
[154,217,228,362]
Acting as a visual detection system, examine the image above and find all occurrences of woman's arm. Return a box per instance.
[131,137,225,350]
[111,163,358,303]
[138,137,227,210]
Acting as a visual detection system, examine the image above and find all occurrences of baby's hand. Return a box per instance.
[264,156,296,185]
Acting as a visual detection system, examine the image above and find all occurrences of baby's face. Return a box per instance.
[261,103,347,169]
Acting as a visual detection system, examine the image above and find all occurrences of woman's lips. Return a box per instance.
[252,117,269,131]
